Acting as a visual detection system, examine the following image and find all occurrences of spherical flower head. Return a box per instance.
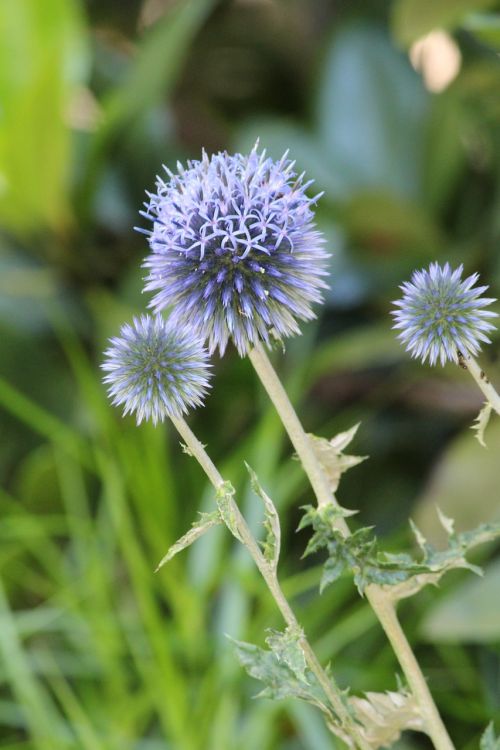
[392,262,498,366]
[102,315,211,424]
[139,144,329,356]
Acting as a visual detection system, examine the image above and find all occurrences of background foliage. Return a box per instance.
[1,1,500,748]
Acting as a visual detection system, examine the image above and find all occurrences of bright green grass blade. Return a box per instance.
[0,580,65,749]
[0,377,91,468]
[96,451,196,749]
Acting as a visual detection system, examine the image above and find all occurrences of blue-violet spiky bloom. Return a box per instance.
[392,262,497,366]
[102,315,211,424]
[139,145,329,356]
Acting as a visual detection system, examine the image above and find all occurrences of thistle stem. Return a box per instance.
[458,352,500,416]
[171,415,372,750]
[247,347,348,522]
[247,343,455,750]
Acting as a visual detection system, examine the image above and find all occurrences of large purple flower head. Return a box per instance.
[140,145,329,356]
[102,315,211,424]
[392,262,497,366]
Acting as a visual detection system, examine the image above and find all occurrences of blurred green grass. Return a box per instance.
[1,0,500,748]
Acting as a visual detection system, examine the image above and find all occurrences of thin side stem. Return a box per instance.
[458,352,500,416]
[171,415,372,750]
[247,343,455,750]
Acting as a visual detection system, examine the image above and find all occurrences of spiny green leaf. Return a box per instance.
[472,402,493,448]
[299,504,500,598]
[299,506,406,594]
[308,424,367,493]
[266,626,307,683]
[383,516,500,600]
[155,511,222,571]
[298,504,357,549]
[481,723,500,750]
[349,689,424,748]
[229,637,329,712]
[245,463,281,569]
[215,480,243,542]
[230,636,424,749]
[229,637,359,746]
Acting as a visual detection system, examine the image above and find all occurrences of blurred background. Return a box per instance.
[1,0,500,748]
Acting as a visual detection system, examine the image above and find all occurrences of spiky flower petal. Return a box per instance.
[392,262,497,366]
[102,315,211,424]
[139,145,329,356]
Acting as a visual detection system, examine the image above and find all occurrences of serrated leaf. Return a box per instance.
[472,402,493,448]
[309,425,367,493]
[481,723,500,750]
[229,637,329,712]
[299,504,500,598]
[386,517,500,601]
[230,639,360,747]
[349,689,425,748]
[155,511,222,571]
[215,480,243,543]
[266,626,308,683]
[299,505,417,595]
[230,636,424,749]
[299,504,357,542]
[245,463,281,569]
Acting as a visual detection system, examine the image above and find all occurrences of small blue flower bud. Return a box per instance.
[102,315,211,424]
[392,262,497,366]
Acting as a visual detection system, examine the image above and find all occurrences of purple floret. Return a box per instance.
[139,144,329,356]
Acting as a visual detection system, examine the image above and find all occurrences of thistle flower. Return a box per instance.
[102,315,211,424]
[139,145,329,356]
[392,262,497,366]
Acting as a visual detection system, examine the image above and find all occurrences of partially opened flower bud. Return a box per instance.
[102,315,211,424]
[392,262,497,366]
[139,144,329,356]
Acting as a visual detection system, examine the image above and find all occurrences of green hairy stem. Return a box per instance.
[171,416,373,750]
[248,343,455,750]
[459,352,500,416]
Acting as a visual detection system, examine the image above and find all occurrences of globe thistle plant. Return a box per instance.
[139,145,329,356]
[102,315,211,424]
[392,262,497,366]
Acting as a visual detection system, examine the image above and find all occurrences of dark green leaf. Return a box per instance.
[265,627,308,683]
[299,504,500,598]
[229,637,329,711]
